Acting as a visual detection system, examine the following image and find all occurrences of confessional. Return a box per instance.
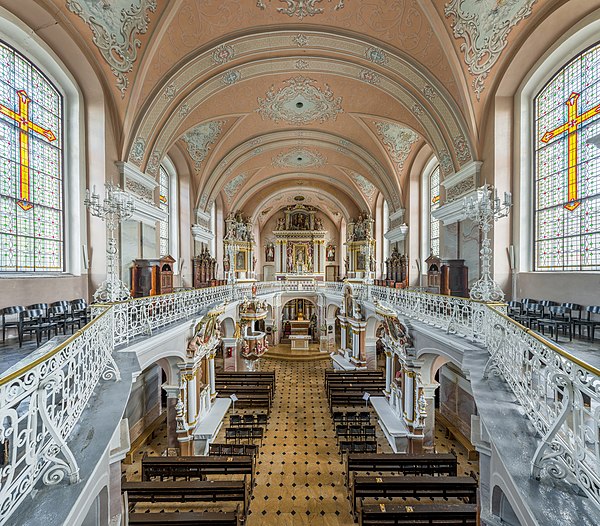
[131,255,175,297]
[440,259,469,298]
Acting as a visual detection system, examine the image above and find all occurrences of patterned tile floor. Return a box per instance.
[123,357,479,525]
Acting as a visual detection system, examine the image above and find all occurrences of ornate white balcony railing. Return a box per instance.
[1,281,598,521]
[0,306,118,523]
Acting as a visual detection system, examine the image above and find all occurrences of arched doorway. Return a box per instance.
[281,298,318,343]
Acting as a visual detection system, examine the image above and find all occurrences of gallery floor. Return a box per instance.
[123,357,479,525]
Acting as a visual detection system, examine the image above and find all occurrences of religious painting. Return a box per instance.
[357,253,366,271]
[291,212,309,230]
[294,244,308,271]
[265,243,275,262]
[326,244,336,261]
[235,250,247,271]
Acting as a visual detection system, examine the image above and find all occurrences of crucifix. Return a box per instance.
[0,89,57,211]
[541,91,600,211]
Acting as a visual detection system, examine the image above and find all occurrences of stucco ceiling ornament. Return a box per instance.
[295,60,310,70]
[293,34,309,47]
[163,83,177,101]
[351,172,376,201]
[212,44,235,65]
[222,70,241,85]
[411,103,424,116]
[445,0,538,100]
[182,121,226,170]
[438,149,454,176]
[272,147,327,168]
[256,76,343,125]
[130,137,146,165]
[256,0,345,19]
[374,122,420,171]
[359,69,381,85]
[146,151,161,176]
[224,173,247,203]
[453,135,472,165]
[66,0,157,96]
[365,47,388,65]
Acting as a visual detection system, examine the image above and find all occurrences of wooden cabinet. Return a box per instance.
[131,255,175,297]
[440,259,469,298]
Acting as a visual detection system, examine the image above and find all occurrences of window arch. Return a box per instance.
[159,164,169,256]
[429,165,441,256]
[534,42,600,271]
[0,40,64,271]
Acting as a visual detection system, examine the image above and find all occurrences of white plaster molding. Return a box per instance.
[389,209,406,224]
[432,187,483,225]
[442,161,482,203]
[128,195,167,225]
[384,225,408,243]
[192,224,215,244]
[196,209,212,224]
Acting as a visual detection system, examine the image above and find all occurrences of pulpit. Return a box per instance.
[131,255,175,297]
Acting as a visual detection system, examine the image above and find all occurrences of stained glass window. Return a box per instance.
[159,165,169,257]
[0,41,63,272]
[534,42,600,271]
[429,165,440,256]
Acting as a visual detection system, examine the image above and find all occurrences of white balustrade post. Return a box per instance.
[385,351,393,394]
[186,375,197,427]
[208,351,216,398]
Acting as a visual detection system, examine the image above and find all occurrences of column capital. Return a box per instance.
[162,384,180,398]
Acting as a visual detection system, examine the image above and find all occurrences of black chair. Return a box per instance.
[515,303,544,328]
[256,413,268,426]
[539,300,559,316]
[573,306,600,342]
[538,306,572,343]
[18,309,58,347]
[48,305,68,334]
[230,414,242,427]
[507,301,522,318]
[1,305,25,342]
[71,299,89,326]
[359,412,371,425]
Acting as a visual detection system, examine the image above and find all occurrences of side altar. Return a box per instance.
[272,204,327,280]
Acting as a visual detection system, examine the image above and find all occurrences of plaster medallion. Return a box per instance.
[130,137,146,165]
[438,149,453,176]
[422,85,436,101]
[256,76,343,125]
[339,139,350,148]
[212,44,235,65]
[295,59,310,70]
[251,147,264,156]
[351,172,376,200]
[66,0,157,95]
[365,46,388,65]
[272,147,327,168]
[178,103,191,118]
[445,0,538,100]
[257,0,346,19]
[411,103,424,116]
[146,151,161,175]
[374,122,420,171]
[453,135,472,165]
[248,137,263,147]
[224,173,247,203]
[293,34,309,47]
[359,69,381,85]
[164,83,177,101]
[182,121,226,170]
[221,70,241,85]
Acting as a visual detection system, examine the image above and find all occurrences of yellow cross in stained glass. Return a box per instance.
[0,90,57,211]
[541,92,600,211]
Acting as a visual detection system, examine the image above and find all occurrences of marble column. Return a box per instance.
[385,351,393,394]
[421,383,439,450]
[275,240,281,274]
[282,240,288,274]
[340,322,347,354]
[162,384,181,449]
[208,351,216,398]
[186,375,197,427]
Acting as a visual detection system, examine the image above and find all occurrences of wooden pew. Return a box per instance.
[360,503,477,526]
[352,475,478,518]
[346,453,458,487]
[329,390,371,407]
[123,479,248,517]
[217,372,275,392]
[128,511,239,525]
[326,382,386,398]
[217,390,271,411]
[141,455,254,489]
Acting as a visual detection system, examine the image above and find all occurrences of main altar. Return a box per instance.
[272,204,327,280]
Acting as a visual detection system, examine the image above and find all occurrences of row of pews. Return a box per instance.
[345,450,477,524]
[216,371,275,411]
[326,369,386,408]
[124,371,276,525]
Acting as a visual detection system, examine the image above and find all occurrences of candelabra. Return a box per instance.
[85,183,135,303]
[226,243,237,285]
[463,185,512,302]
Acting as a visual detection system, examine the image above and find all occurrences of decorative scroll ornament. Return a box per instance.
[224,173,247,203]
[256,76,343,125]
[374,122,419,171]
[272,147,326,168]
[445,0,537,100]
[129,137,146,165]
[66,0,157,95]
[256,0,346,19]
[351,172,376,200]
[182,121,226,170]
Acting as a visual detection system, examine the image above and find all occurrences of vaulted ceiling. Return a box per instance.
[35,0,571,220]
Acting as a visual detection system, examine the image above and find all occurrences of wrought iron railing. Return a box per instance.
[0,281,598,519]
